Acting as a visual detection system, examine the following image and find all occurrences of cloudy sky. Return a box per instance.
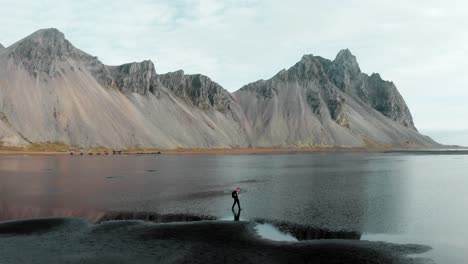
[1,0,467,145]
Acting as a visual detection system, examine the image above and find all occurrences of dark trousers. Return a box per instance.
[232,198,241,210]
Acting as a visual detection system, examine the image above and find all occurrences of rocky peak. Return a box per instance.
[297,54,329,68]
[369,72,384,81]
[163,69,185,82]
[277,54,330,82]
[333,49,360,72]
[13,28,71,55]
[0,43,4,49]
[25,28,66,43]
[106,60,158,95]
[8,28,77,75]
[365,73,416,130]
[113,60,156,76]
[158,71,234,112]
[335,48,355,61]
[322,49,361,92]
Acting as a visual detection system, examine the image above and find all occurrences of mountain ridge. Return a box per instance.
[0,28,438,149]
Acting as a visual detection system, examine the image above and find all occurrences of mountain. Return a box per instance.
[0,29,249,149]
[233,50,435,147]
[0,28,438,149]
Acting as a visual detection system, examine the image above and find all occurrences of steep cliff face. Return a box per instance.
[0,28,438,149]
[107,61,158,95]
[234,50,435,147]
[363,73,415,129]
[158,70,234,112]
[156,70,252,146]
[322,49,415,130]
[7,29,74,75]
[6,28,114,86]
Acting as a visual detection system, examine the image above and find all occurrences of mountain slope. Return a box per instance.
[0,28,438,149]
[233,51,436,148]
[0,29,249,149]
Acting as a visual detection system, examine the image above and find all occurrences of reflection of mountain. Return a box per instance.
[0,28,438,149]
[0,153,408,235]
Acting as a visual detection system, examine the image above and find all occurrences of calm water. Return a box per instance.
[0,152,467,263]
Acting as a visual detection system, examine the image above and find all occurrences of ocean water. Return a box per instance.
[0,152,466,263]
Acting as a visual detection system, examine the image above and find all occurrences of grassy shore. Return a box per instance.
[0,143,403,155]
[1,141,456,156]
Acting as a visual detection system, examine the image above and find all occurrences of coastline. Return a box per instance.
[0,143,462,156]
[0,146,403,156]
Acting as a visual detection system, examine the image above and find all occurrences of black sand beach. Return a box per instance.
[0,217,434,264]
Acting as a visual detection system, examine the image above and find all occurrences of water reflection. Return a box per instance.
[0,205,361,243]
[232,208,241,221]
[0,205,215,224]
[0,153,467,262]
[0,154,407,233]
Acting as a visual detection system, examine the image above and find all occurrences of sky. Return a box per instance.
[0,0,467,146]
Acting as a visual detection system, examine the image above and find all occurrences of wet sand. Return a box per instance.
[0,217,434,264]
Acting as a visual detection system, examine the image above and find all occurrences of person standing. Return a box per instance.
[231,187,241,210]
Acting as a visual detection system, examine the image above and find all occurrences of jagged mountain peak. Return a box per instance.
[161,70,219,84]
[13,28,70,53]
[298,54,328,65]
[7,28,80,75]
[25,28,66,42]
[269,54,331,83]
[333,49,360,72]
[0,29,437,149]
[369,72,387,82]
[158,70,235,112]
[299,53,316,61]
[106,60,158,95]
[112,60,156,74]
[335,48,354,60]
[0,43,4,49]
[296,49,359,70]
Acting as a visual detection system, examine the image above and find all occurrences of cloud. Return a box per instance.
[0,0,467,138]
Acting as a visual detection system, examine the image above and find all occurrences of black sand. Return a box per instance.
[0,217,434,264]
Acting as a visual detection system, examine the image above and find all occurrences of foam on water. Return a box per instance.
[254,223,298,242]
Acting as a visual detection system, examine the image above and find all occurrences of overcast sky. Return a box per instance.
[1,0,467,145]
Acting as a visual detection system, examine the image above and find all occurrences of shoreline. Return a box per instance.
[0,146,464,156]
[0,217,432,264]
[0,146,404,156]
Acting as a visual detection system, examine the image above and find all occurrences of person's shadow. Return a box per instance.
[232,208,241,221]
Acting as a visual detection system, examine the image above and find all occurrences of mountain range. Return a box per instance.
[0,28,438,149]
